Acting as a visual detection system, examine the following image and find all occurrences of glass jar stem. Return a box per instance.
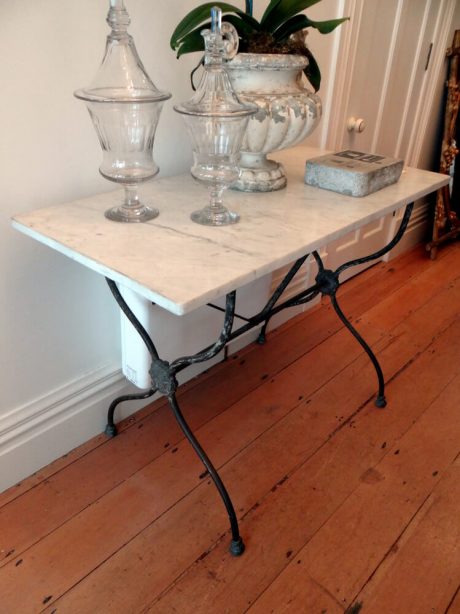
[124,184,141,212]
[209,185,225,212]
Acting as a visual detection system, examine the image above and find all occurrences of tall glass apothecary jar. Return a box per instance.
[75,0,171,222]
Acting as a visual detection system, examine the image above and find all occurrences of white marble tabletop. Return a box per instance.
[12,146,449,315]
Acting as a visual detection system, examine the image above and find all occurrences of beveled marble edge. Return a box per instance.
[11,220,185,314]
[12,146,450,316]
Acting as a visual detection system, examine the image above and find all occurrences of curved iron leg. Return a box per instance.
[257,318,270,345]
[256,255,309,346]
[105,388,157,437]
[331,294,386,408]
[172,292,236,373]
[168,393,245,556]
[313,207,415,408]
[335,203,414,277]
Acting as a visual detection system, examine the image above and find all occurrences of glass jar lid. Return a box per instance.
[75,0,171,104]
[174,7,256,118]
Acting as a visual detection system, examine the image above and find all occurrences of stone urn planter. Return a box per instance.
[226,53,322,192]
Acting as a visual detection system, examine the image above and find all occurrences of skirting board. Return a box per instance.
[0,365,140,493]
[385,200,431,261]
[0,327,262,494]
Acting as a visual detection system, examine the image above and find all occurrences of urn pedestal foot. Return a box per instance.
[232,153,286,192]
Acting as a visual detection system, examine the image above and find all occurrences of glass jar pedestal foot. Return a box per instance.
[105,185,159,223]
[191,187,239,226]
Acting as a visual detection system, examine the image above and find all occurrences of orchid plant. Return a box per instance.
[170,0,348,91]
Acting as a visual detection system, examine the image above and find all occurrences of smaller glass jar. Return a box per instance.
[175,7,257,226]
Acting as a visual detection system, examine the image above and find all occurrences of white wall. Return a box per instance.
[0,0,339,491]
[302,0,345,149]
[0,0,196,490]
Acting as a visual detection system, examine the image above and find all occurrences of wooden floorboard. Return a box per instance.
[1,243,459,614]
[145,320,460,614]
[447,587,460,613]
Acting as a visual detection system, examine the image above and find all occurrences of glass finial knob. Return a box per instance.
[107,0,130,33]
[202,7,239,63]
[211,6,221,32]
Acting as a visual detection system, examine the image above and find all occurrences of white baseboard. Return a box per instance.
[0,327,264,494]
[0,296,325,494]
[385,201,431,261]
[0,365,143,493]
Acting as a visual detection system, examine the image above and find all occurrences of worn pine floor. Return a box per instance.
[1,242,460,614]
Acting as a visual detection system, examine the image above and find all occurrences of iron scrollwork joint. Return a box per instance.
[150,359,178,396]
[315,268,339,296]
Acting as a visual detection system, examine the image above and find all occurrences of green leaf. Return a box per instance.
[261,0,321,32]
[307,16,349,34]
[225,14,258,37]
[171,2,260,50]
[272,14,310,41]
[260,0,282,24]
[273,14,348,41]
[304,47,321,91]
[175,25,209,58]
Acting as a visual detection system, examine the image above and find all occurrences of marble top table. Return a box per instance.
[12,146,449,315]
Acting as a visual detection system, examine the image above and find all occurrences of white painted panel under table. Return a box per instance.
[12,146,449,316]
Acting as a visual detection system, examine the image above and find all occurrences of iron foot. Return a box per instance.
[229,537,245,557]
[105,423,118,438]
[257,331,266,345]
[375,395,387,409]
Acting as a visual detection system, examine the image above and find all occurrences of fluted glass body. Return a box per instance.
[86,99,165,184]
[180,113,251,225]
[184,115,250,187]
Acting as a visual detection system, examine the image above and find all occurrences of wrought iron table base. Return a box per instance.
[105,203,413,556]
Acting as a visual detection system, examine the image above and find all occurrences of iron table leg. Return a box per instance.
[330,294,386,407]
[105,388,157,437]
[106,279,244,555]
[103,203,413,554]
[312,203,414,406]
[168,392,244,556]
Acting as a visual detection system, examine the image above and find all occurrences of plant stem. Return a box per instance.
[245,0,253,17]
